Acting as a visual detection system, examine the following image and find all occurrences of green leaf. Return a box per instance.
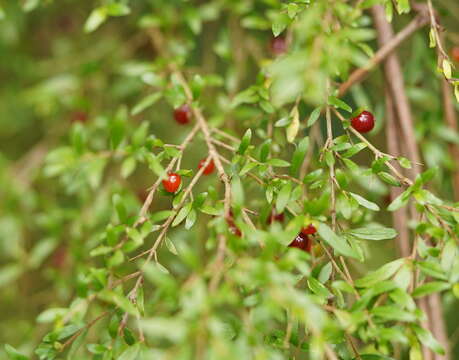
[328,96,352,112]
[84,7,107,33]
[239,161,258,176]
[276,182,291,214]
[287,106,300,143]
[150,210,175,223]
[271,12,290,37]
[113,194,127,222]
[67,330,87,360]
[355,259,405,287]
[412,325,445,355]
[412,282,450,298]
[118,344,140,360]
[397,157,412,169]
[121,157,137,178]
[307,277,332,299]
[342,143,367,158]
[354,355,395,360]
[237,129,252,155]
[287,3,299,18]
[307,107,322,127]
[317,223,359,259]
[303,169,323,183]
[4,345,29,360]
[395,0,410,14]
[346,226,397,241]
[417,261,448,280]
[185,209,197,230]
[274,116,291,127]
[371,305,416,322]
[442,59,452,79]
[106,3,131,16]
[266,158,290,167]
[378,172,401,187]
[349,192,380,211]
[172,202,192,227]
[259,139,271,162]
[231,176,244,206]
[131,93,162,115]
[146,154,166,178]
[429,27,436,48]
[387,189,411,211]
[98,290,139,317]
[290,137,309,176]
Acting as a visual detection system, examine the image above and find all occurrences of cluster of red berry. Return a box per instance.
[268,210,318,253]
[288,224,317,253]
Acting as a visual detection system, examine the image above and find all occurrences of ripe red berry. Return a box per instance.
[226,210,242,237]
[228,222,242,237]
[198,158,215,175]
[267,210,284,224]
[301,224,317,235]
[173,104,192,125]
[270,36,288,56]
[288,232,312,253]
[162,172,181,193]
[351,111,375,133]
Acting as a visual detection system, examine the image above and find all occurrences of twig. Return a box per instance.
[60,311,110,352]
[338,13,429,97]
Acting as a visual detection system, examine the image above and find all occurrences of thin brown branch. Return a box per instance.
[338,13,429,98]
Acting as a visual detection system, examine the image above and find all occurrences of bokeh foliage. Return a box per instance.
[1,0,459,359]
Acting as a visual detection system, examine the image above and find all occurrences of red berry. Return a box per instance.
[228,222,242,237]
[162,172,181,193]
[270,36,288,56]
[288,232,312,253]
[198,158,215,175]
[226,210,242,237]
[71,111,88,123]
[301,224,317,235]
[173,104,192,125]
[452,47,459,62]
[267,210,284,224]
[351,111,375,133]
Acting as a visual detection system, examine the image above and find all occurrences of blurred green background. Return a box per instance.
[1,0,459,358]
